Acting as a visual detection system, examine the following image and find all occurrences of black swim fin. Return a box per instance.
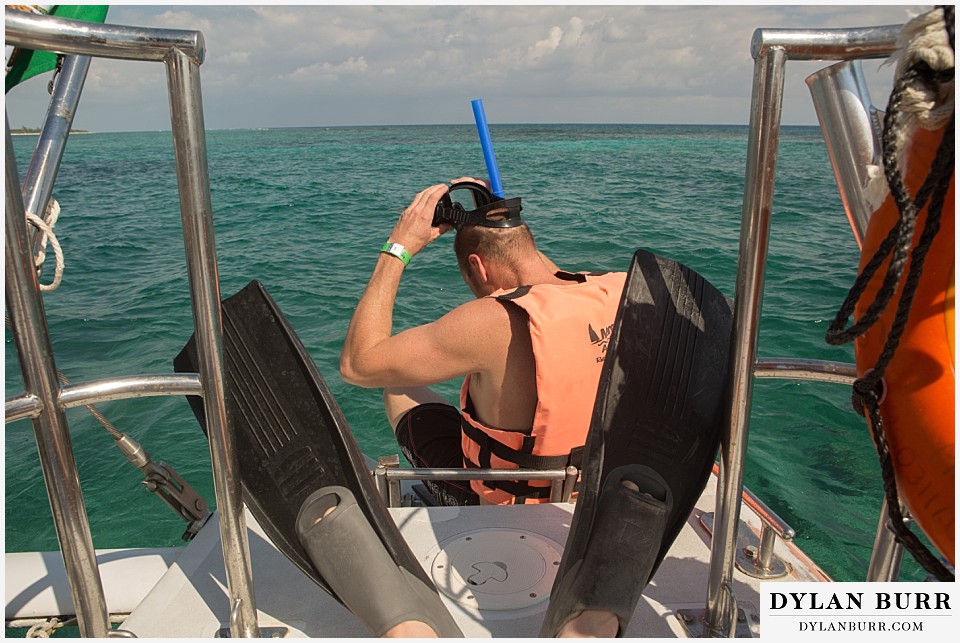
[540,248,733,637]
[174,280,462,637]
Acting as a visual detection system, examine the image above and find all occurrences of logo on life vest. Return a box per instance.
[589,322,614,362]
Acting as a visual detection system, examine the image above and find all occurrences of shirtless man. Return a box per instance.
[341,180,625,506]
[339,180,627,635]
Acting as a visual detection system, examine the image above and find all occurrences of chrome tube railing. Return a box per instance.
[21,54,91,257]
[6,374,204,423]
[706,41,788,638]
[165,45,259,638]
[753,357,856,384]
[866,499,907,581]
[6,117,111,637]
[750,25,904,61]
[700,462,797,582]
[4,9,203,63]
[5,10,259,637]
[739,480,796,571]
[373,463,579,507]
[704,25,902,637]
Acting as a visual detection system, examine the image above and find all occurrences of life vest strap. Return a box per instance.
[461,418,584,503]
[461,419,584,470]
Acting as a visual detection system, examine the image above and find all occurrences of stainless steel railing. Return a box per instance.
[704,24,903,636]
[373,455,580,507]
[19,52,90,258]
[6,118,111,637]
[4,10,259,637]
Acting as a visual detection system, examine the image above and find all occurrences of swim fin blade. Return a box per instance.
[540,248,733,636]
[174,280,462,637]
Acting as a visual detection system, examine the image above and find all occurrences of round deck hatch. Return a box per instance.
[429,529,563,611]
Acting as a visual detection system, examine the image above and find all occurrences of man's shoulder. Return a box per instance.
[432,296,516,351]
[444,296,513,325]
[454,295,513,315]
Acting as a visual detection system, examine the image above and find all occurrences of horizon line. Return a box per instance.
[10,122,824,135]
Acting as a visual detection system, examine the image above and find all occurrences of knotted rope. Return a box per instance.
[25,617,62,638]
[26,198,65,292]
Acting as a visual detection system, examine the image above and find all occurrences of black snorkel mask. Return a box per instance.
[432,182,523,229]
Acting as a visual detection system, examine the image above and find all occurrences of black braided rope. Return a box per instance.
[825,68,929,345]
[866,116,953,380]
[825,7,955,581]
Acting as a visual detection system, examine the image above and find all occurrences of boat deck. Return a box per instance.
[119,476,825,637]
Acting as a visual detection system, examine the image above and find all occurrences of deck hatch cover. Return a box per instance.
[429,529,563,611]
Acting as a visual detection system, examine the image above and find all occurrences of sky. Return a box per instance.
[4,3,929,132]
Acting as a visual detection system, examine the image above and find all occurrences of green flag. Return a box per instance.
[5,5,109,93]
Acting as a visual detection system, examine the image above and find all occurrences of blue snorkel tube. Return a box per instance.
[471,99,505,198]
[432,100,523,229]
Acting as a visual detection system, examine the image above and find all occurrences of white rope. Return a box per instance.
[870,7,955,192]
[861,163,888,218]
[859,9,953,216]
[25,617,61,638]
[26,198,64,292]
[891,8,955,132]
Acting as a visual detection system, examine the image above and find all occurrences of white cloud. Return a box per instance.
[220,51,250,65]
[4,4,930,131]
[527,26,563,64]
[286,56,369,83]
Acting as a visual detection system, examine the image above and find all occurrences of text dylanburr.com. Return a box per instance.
[761,582,955,640]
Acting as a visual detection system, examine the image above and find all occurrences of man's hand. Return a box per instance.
[387,184,453,257]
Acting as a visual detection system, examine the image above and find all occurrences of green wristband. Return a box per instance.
[380,241,411,267]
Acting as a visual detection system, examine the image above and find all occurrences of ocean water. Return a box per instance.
[4,124,930,586]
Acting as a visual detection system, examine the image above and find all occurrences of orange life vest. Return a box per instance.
[460,271,627,504]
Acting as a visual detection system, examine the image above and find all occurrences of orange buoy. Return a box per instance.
[853,124,955,566]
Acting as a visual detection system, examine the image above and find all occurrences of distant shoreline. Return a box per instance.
[11,130,94,135]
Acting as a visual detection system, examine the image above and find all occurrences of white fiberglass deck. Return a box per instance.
[118,476,825,638]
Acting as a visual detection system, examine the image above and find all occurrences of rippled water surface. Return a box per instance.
[5,124,926,583]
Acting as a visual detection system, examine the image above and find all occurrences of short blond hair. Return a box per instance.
[454,223,537,273]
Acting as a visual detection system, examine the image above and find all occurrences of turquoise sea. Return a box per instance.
[4,124,930,591]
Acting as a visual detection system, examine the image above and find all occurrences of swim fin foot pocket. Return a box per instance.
[538,466,672,637]
[297,486,463,638]
[173,281,462,637]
